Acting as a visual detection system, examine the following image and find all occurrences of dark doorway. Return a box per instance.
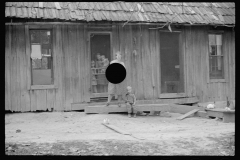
[160,32,184,94]
[90,33,111,96]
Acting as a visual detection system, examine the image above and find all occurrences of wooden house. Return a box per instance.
[5,2,235,112]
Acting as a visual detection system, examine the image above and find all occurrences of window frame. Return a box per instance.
[26,25,58,90]
[207,31,227,83]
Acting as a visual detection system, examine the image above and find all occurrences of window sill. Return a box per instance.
[29,85,57,90]
[209,79,226,83]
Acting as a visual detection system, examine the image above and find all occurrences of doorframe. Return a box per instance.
[88,31,112,98]
[158,30,187,98]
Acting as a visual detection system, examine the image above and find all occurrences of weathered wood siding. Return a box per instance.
[183,26,235,102]
[5,24,235,112]
[5,24,90,111]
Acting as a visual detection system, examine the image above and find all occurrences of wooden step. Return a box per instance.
[84,103,170,114]
[71,97,199,111]
[205,108,235,123]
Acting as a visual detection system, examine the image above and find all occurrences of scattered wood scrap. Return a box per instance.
[102,123,145,140]
[176,109,200,120]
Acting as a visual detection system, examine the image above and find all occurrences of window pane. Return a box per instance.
[216,35,222,45]
[30,30,41,43]
[217,45,222,55]
[41,31,50,44]
[32,69,52,85]
[30,30,53,85]
[210,56,224,79]
[209,34,224,80]
[32,59,42,69]
[210,45,217,55]
[209,34,216,45]
[31,44,42,59]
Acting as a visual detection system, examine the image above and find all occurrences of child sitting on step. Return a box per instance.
[125,86,137,118]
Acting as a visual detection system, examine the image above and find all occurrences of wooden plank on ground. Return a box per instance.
[102,123,130,135]
[176,109,200,120]
[102,123,145,140]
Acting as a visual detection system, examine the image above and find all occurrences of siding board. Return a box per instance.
[18,25,26,112]
[54,25,64,111]
[77,25,83,102]
[46,89,55,111]
[82,25,88,102]
[63,25,71,110]
[142,25,153,99]
[30,90,37,111]
[75,25,82,103]
[5,25,11,111]
[11,26,18,111]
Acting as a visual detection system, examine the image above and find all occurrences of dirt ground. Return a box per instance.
[5,111,235,156]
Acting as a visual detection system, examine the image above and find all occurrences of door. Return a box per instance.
[159,32,185,98]
[89,32,111,98]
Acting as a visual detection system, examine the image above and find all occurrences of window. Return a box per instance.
[208,34,224,79]
[30,30,53,85]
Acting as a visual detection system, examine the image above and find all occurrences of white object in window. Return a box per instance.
[31,44,42,59]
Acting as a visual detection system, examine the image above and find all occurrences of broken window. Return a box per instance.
[30,30,53,85]
[209,34,224,79]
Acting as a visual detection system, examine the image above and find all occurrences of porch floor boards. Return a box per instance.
[84,103,171,114]
[71,96,199,111]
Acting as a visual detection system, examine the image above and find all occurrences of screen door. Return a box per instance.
[90,33,111,96]
[160,32,184,94]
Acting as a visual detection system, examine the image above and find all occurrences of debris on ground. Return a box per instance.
[16,129,21,133]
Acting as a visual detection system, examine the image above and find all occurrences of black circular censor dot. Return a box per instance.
[106,63,126,84]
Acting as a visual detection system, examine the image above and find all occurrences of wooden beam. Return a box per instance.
[102,123,130,135]
[71,97,199,110]
[102,123,145,140]
[198,101,235,108]
[159,93,186,98]
[222,112,235,123]
[205,108,235,123]
[194,111,208,118]
[170,104,204,114]
[84,104,170,114]
[176,109,200,120]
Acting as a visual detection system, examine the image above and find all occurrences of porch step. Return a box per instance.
[205,108,235,123]
[71,97,199,111]
[84,103,170,114]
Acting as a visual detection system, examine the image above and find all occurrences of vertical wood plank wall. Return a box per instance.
[183,26,235,102]
[5,24,235,112]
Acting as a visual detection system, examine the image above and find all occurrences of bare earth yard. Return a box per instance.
[5,111,235,155]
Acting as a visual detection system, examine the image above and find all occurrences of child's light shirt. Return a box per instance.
[125,92,136,105]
